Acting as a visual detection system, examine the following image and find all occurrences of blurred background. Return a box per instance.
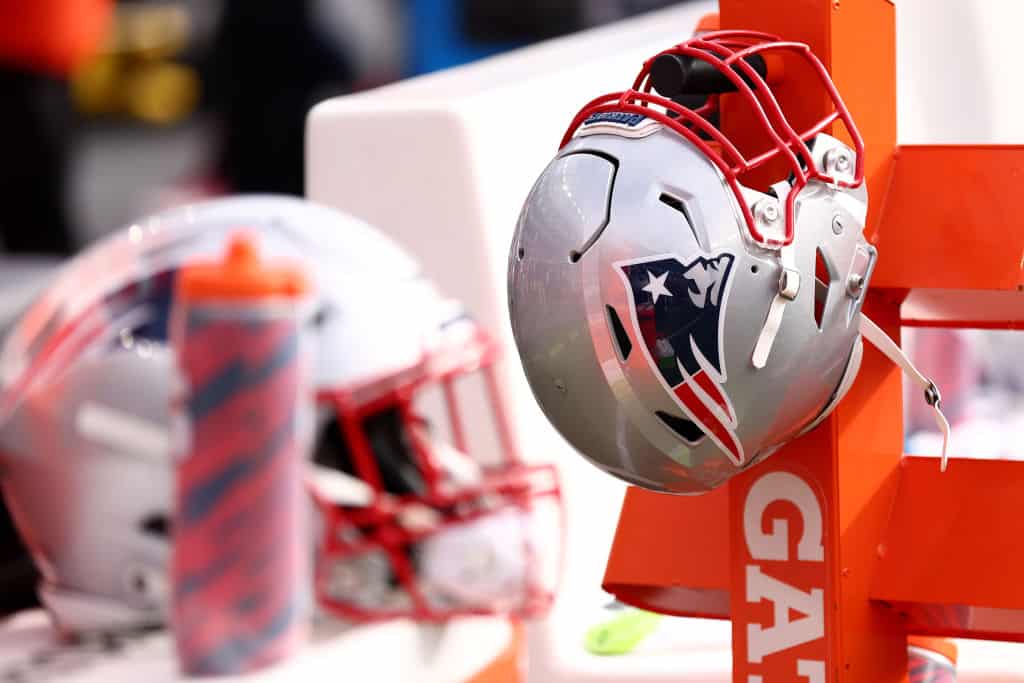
[0,0,687,615]
[0,0,684,255]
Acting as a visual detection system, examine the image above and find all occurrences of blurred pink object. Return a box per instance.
[903,329,980,434]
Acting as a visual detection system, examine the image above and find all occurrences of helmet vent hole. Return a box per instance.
[517,246,525,261]
[814,248,835,330]
[140,514,170,538]
[655,411,705,445]
[658,193,701,246]
[310,306,331,328]
[750,264,759,275]
[605,305,632,361]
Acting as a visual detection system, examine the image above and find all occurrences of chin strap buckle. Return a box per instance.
[859,316,951,472]
[752,247,798,370]
[778,267,800,301]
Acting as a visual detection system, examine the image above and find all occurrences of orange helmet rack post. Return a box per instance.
[602,1,1024,681]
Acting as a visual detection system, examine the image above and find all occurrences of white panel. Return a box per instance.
[897,0,1024,144]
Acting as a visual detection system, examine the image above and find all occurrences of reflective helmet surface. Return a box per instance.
[509,32,876,493]
[0,196,561,633]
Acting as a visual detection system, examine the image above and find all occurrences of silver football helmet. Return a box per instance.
[0,196,562,635]
[509,32,947,494]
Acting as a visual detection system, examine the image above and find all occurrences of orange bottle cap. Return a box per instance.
[177,232,310,301]
[908,636,958,665]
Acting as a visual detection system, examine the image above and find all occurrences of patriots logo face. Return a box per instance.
[614,252,745,466]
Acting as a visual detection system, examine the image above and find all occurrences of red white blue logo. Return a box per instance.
[614,251,744,465]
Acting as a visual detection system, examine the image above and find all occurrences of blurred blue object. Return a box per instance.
[408,0,520,74]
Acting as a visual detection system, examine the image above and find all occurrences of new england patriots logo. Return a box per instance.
[615,252,744,465]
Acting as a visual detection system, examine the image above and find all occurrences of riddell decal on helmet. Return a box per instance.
[614,251,743,465]
[578,111,660,139]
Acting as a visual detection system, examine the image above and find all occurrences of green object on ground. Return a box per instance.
[584,607,664,655]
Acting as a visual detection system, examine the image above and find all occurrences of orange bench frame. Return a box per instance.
[603,2,1024,680]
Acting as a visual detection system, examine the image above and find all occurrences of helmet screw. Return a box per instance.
[847,273,865,296]
[554,379,567,394]
[755,199,780,224]
[825,147,853,175]
[832,215,844,235]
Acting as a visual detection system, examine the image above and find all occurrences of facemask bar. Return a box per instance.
[311,326,563,622]
[560,30,865,248]
[312,463,561,622]
[318,326,521,500]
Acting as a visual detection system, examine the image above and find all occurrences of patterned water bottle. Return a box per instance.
[170,233,312,675]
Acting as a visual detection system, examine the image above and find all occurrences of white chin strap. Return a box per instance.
[859,315,951,471]
[752,245,799,369]
[420,510,529,607]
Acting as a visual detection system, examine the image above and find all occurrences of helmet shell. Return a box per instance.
[509,126,872,493]
[0,195,448,630]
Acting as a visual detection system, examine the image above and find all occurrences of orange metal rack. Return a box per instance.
[602,1,1024,681]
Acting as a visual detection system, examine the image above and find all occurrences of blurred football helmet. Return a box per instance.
[509,31,947,493]
[0,196,562,634]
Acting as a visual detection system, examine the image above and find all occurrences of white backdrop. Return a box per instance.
[897,0,1024,145]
